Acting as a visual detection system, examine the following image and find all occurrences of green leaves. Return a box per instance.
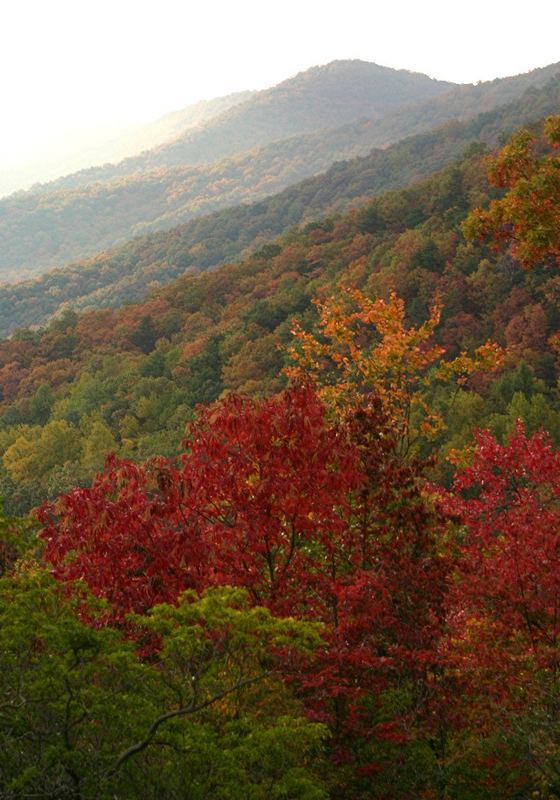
[0,570,327,798]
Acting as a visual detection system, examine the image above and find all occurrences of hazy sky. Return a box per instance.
[1,0,559,171]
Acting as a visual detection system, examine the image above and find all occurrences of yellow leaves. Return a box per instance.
[549,331,560,354]
[463,116,560,269]
[435,341,505,384]
[3,421,81,486]
[287,286,503,451]
[543,113,560,146]
[446,443,476,470]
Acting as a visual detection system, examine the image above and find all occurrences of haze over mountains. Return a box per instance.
[30,61,453,192]
[0,56,559,337]
[33,58,560,196]
[0,90,256,199]
[2,58,560,289]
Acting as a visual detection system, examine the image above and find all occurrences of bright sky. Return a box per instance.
[1,0,559,172]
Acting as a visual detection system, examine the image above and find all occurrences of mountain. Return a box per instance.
[2,119,560,800]
[32,61,456,192]
[1,72,559,337]
[0,90,255,199]
[0,61,558,283]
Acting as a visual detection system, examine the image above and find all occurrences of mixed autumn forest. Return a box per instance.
[1,57,560,799]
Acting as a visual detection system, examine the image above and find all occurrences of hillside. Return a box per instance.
[2,113,560,799]
[0,118,418,282]
[0,118,558,515]
[0,90,254,199]
[2,73,559,337]
[1,61,558,281]
[35,60,456,191]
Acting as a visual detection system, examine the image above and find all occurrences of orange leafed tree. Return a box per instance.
[286,287,503,453]
[463,114,560,269]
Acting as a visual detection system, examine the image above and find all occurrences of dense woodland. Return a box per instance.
[1,72,560,336]
[0,66,560,797]
[0,117,559,506]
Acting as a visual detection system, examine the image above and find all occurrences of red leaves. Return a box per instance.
[39,386,361,620]
[178,385,360,615]
[38,455,207,619]
[442,422,560,719]
[39,382,560,788]
[38,383,451,775]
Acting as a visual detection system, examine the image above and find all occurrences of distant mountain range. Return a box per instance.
[0,91,256,199]
[0,59,559,287]
[30,61,455,192]
[1,70,559,337]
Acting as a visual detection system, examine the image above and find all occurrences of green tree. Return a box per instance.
[0,573,327,799]
[81,420,117,472]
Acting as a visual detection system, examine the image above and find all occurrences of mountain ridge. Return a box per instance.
[1,61,558,283]
[26,60,456,194]
[1,72,559,337]
[0,90,256,199]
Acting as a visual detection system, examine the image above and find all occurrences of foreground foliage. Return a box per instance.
[0,567,327,799]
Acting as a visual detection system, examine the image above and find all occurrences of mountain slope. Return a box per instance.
[0,91,255,199]
[27,59,560,196]
[36,61,455,191]
[1,73,559,337]
[0,119,417,282]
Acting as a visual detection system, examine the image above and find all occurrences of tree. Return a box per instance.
[39,384,452,795]
[3,420,81,489]
[130,315,158,354]
[0,570,328,799]
[441,424,560,796]
[286,287,502,454]
[463,115,560,268]
[81,419,117,471]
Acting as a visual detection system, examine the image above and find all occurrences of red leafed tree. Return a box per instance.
[38,455,208,619]
[38,385,360,621]
[177,384,360,617]
[441,423,560,792]
[175,388,449,777]
[295,401,450,783]
[39,384,451,792]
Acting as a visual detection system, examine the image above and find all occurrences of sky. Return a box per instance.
[1,0,559,175]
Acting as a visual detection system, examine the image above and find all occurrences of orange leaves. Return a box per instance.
[463,115,560,268]
[287,287,503,450]
[434,340,505,385]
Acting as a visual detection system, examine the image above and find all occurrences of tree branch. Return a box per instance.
[108,672,266,776]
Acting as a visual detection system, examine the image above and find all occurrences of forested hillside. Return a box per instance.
[0,117,558,513]
[2,73,559,336]
[1,115,560,798]
[0,61,456,279]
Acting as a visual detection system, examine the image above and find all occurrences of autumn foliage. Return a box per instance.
[4,116,560,797]
[463,114,560,268]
